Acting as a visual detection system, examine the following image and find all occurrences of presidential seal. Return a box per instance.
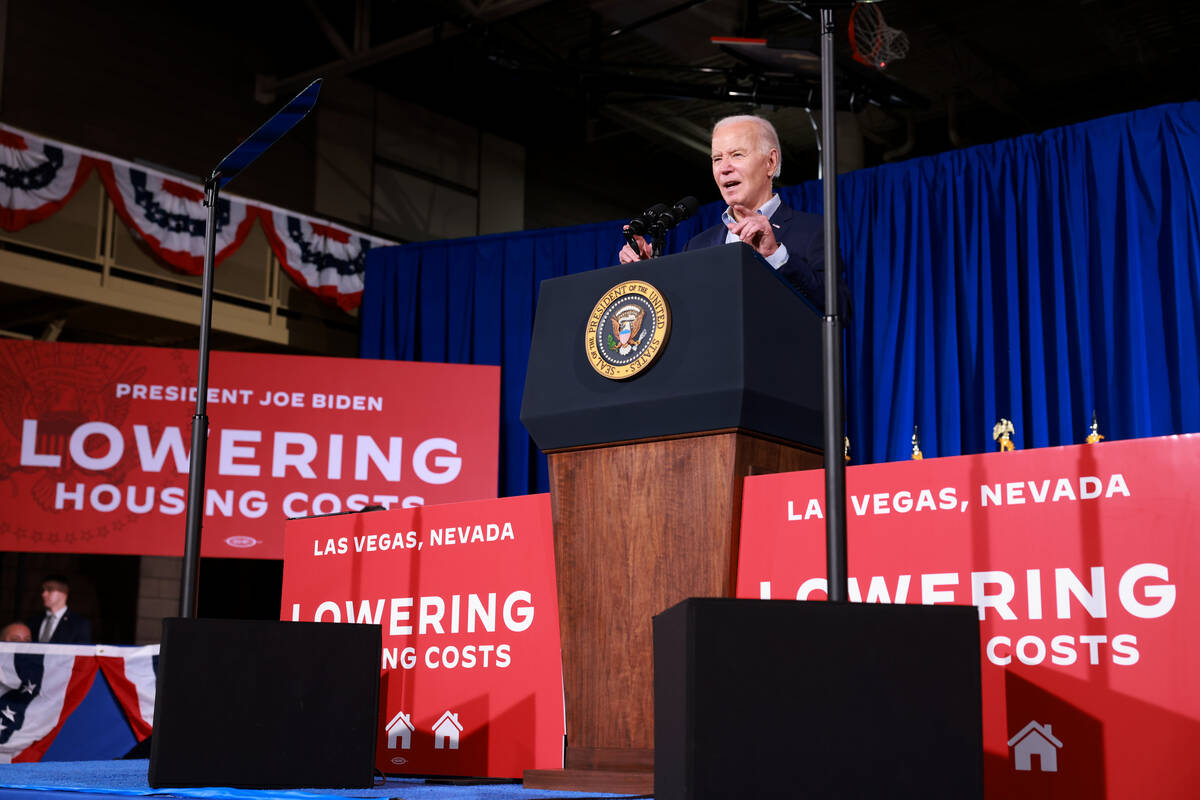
[585,280,670,380]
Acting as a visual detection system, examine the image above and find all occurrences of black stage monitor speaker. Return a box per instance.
[149,618,381,789]
[654,598,983,800]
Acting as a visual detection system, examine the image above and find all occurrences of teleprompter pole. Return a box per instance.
[180,178,221,617]
[819,7,848,602]
[177,79,322,618]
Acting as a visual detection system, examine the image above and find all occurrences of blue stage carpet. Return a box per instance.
[0,762,648,800]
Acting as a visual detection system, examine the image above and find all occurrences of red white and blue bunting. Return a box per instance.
[0,644,158,763]
[96,161,258,275]
[0,128,95,232]
[0,123,394,309]
[0,645,97,763]
[259,210,390,311]
[96,646,157,741]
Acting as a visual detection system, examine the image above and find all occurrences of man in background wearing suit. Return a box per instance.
[27,575,92,644]
[619,114,849,317]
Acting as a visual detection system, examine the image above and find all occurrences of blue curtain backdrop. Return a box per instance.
[361,102,1200,497]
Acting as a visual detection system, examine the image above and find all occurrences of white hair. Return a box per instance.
[712,115,782,180]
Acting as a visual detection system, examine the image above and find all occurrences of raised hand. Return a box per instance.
[727,205,780,258]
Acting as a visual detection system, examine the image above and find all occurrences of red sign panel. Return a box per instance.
[279,494,564,778]
[738,435,1200,798]
[0,340,499,558]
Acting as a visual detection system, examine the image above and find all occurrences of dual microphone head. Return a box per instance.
[627,197,699,237]
[625,197,699,258]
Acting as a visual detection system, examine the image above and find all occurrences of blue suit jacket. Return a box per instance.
[683,202,850,318]
[27,608,93,644]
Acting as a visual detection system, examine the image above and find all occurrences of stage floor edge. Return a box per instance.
[0,761,649,800]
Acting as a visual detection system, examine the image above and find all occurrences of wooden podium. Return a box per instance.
[520,244,826,792]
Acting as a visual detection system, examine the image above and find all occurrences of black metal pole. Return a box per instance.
[820,7,849,602]
[180,174,221,618]
[173,80,321,619]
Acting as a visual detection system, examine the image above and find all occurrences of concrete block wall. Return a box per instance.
[136,556,182,645]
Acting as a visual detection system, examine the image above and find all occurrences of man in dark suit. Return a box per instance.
[27,575,92,644]
[619,114,849,317]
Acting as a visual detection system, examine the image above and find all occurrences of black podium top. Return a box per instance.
[520,243,824,451]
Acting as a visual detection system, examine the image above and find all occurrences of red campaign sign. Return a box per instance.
[737,435,1200,798]
[279,493,564,779]
[0,340,499,558]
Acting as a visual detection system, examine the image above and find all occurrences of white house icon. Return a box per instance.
[432,710,464,750]
[1007,720,1063,772]
[385,711,415,750]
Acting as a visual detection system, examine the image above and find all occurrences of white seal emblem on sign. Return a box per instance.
[585,280,670,380]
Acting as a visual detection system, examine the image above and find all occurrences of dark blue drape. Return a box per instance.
[358,221,624,496]
[361,102,1200,496]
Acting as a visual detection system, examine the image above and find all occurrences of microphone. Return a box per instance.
[624,203,668,256]
[626,203,668,238]
[656,196,699,230]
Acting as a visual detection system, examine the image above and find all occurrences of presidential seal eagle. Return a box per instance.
[611,305,645,356]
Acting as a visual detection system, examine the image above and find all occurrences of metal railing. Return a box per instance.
[0,172,359,354]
